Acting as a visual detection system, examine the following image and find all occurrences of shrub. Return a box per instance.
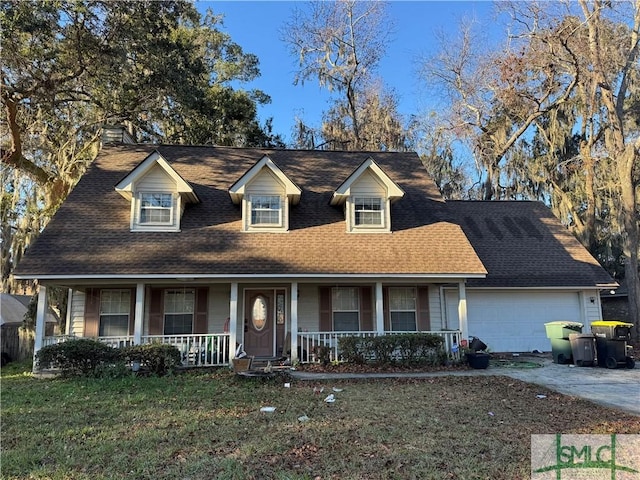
[36,339,121,377]
[365,335,397,366]
[122,343,182,376]
[338,336,366,364]
[337,334,447,366]
[313,345,331,365]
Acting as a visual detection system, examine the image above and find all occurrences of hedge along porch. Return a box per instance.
[33,278,469,369]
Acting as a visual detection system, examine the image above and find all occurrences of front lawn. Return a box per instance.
[2,363,639,480]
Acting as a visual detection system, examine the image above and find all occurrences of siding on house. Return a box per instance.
[246,168,285,194]
[69,290,86,337]
[583,289,604,324]
[136,164,176,192]
[350,170,387,196]
[428,286,444,330]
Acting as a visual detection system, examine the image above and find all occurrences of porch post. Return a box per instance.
[65,288,73,336]
[229,282,238,359]
[375,281,384,333]
[290,282,298,363]
[33,284,47,372]
[458,281,468,344]
[133,283,145,345]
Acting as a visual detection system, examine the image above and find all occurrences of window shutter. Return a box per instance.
[319,287,332,332]
[382,287,390,331]
[417,286,430,331]
[149,288,164,335]
[125,288,135,336]
[194,287,208,334]
[84,288,100,337]
[360,286,373,331]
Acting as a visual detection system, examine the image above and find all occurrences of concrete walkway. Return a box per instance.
[290,358,640,416]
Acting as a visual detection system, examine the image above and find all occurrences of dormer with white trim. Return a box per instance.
[115,151,199,232]
[229,155,301,232]
[330,157,405,233]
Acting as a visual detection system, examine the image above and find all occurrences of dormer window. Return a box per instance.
[331,157,404,233]
[354,197,383,227]
[250,195,282,226]
[139,193,174,224]
[229,155,301,233]
[115,151,199,233]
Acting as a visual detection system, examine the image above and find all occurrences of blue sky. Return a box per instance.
[201,1,499,145]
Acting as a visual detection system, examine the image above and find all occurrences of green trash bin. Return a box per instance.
[545,321,583,364]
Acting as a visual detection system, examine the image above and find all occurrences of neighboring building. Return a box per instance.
[601,278,631,323]
[13,142,616,368]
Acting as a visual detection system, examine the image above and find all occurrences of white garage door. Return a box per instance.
[445,290,582,353]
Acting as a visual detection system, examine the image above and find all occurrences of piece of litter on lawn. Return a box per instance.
[324,394,336,403]
[332,387,343,392]
[284,383,291,388]
[512,353,520,357]
[536,395,547,399]
[260,406,276,413]
[569,364,576,368]
[298,415,310,422]
[488,412,494,416]
[313,387,325,394]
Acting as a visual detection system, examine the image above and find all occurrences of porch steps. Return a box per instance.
[250,356,289,370]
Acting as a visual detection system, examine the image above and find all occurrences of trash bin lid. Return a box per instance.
[591,320,634,327]
[544,321,584,327]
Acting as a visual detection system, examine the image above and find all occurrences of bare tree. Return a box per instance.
[283,0,394,149]
[420,0,640,331]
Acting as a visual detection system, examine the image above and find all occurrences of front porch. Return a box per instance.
[41,329,463,367]
[33,280,470,370]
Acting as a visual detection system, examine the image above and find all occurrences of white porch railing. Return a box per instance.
[43,335,78,347]
[297,330,462,363]
[42,330,460,366]
[141,334,231,367]
[41,334,231,367]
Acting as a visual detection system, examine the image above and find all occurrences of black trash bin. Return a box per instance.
[545,321,583,364]
[591,321,635,369]
[569,334,596,367]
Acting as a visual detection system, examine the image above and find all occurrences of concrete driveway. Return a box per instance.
[291,358,640,416]
[496,359,640,415]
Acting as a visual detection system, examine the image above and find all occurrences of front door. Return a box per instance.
[244,290,274,357]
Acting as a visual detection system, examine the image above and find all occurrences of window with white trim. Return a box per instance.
[99,289,131,337]
[354,197,383,226]
[139,193,174,225]
[332,287,359,331]
[250,195,282,226]
[389,287,417,331]
[164,289,194,335]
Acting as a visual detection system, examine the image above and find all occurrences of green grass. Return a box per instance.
[2,362,639,480]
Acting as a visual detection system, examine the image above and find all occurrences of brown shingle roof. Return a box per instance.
[446,201,615,288]
[15,145,487,278]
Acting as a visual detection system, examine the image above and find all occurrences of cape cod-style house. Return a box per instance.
[13,136,616,369]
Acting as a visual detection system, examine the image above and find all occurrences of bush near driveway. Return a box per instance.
[339,333,446,366]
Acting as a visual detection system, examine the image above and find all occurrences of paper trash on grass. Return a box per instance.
[284,383,291,388]
[536,394,547,399]
[332,387,343,392]
[324,394,336,403]
[260,406,276,413]
[297,415,310,422]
